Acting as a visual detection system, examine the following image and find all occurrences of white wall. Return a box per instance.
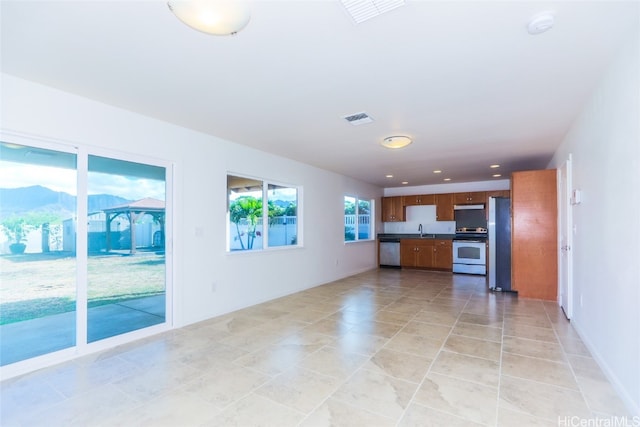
[548,32,640,415]
[0,73,383,328]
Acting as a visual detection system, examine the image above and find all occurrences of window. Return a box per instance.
[344,196,373,242]
[227,175,298,251]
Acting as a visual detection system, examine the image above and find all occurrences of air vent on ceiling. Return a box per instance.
[343,112,374,125]
[341,0,406,24]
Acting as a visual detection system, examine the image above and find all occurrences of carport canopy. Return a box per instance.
[102,198,165,254]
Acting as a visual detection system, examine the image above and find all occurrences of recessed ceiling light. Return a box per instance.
[490,164,500,169]
[401,181,409,185]
[385,174,393,178]
[443,178,451,182]
[433,170,442,174]
[492,174,502,178]
[381,136,412,149]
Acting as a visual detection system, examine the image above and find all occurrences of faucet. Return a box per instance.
[418,224,423,237]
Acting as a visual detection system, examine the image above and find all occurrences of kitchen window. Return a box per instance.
[344,196,373,242]
[227,174,299,251]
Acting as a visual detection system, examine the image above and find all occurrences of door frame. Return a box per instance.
[0,131,174,380]
[558,154,574,319]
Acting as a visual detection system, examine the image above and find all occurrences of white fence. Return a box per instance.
[228,214,372,250]
[344,214,371,239]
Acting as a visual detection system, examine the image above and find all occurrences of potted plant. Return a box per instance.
[1,216,29,254]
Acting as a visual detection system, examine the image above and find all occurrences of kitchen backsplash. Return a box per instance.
[382,205,456,234]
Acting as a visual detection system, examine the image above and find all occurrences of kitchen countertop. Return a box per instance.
[377,233,456,241]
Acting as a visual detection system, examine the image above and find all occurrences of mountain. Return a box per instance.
[0,185,131,221]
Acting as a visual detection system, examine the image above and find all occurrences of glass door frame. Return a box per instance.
[0,131,174,381]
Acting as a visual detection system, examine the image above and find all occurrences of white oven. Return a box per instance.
[453,239,487,275]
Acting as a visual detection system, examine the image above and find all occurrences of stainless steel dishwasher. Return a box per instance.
[379,238,401,268]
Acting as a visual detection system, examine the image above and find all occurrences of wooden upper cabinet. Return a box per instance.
[435,193,454,221]
[453,191,486,204]
[381,196,405,222]
[404,194,435,206]
[511,170,557,300]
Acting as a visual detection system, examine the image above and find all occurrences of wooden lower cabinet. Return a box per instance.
[400,239,433,268]
[511,170,557,300]
[400,239,452,270]
[433,239,452,270]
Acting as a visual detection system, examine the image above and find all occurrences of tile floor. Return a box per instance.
[0,269,632,426]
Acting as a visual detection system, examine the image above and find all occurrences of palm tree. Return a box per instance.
[229,196,263,249]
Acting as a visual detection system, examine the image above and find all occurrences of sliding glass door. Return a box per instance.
[0,140,171,370]
[87,155,166,342]
[0,142,78,366]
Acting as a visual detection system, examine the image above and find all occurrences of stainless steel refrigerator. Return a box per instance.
[488,197,512,291]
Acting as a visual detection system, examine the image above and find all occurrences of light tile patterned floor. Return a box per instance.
[0,269,632,426]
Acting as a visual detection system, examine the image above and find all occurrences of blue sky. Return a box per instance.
[0,161,165,201]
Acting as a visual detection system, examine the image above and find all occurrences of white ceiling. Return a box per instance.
[2,1,638,188]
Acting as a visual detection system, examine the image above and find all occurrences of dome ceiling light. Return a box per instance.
[381,136,412,149]
[527,11,554,35]
[168,0,251,36]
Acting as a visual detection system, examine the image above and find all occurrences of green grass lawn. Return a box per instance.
[0,251,165,325]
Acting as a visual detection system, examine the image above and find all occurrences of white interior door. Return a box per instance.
[559,155,574,319]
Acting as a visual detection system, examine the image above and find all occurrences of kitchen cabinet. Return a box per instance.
[400,239,434,268]
[381,196,405,222]
[511,170,557,300]
[404,194,435,206]
[435,193,454,221]
[453,191,486,204]
[433,239,452,270]
[400,239,452,270]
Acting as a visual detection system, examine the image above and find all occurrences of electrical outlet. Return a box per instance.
[211,282,217,292]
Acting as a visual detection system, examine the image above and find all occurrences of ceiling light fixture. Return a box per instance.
[401,181,409,185]
[385,174,394,178]
[490,164,500,169]
[492,174,502,178]
[443,178,451,182]
[433,170,442,174]
[381,135,412,149]
[527,11,554,35]
[167,0,251,36]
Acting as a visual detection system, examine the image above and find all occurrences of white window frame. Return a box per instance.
[227,173,302,252]
[344,195,375,243]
